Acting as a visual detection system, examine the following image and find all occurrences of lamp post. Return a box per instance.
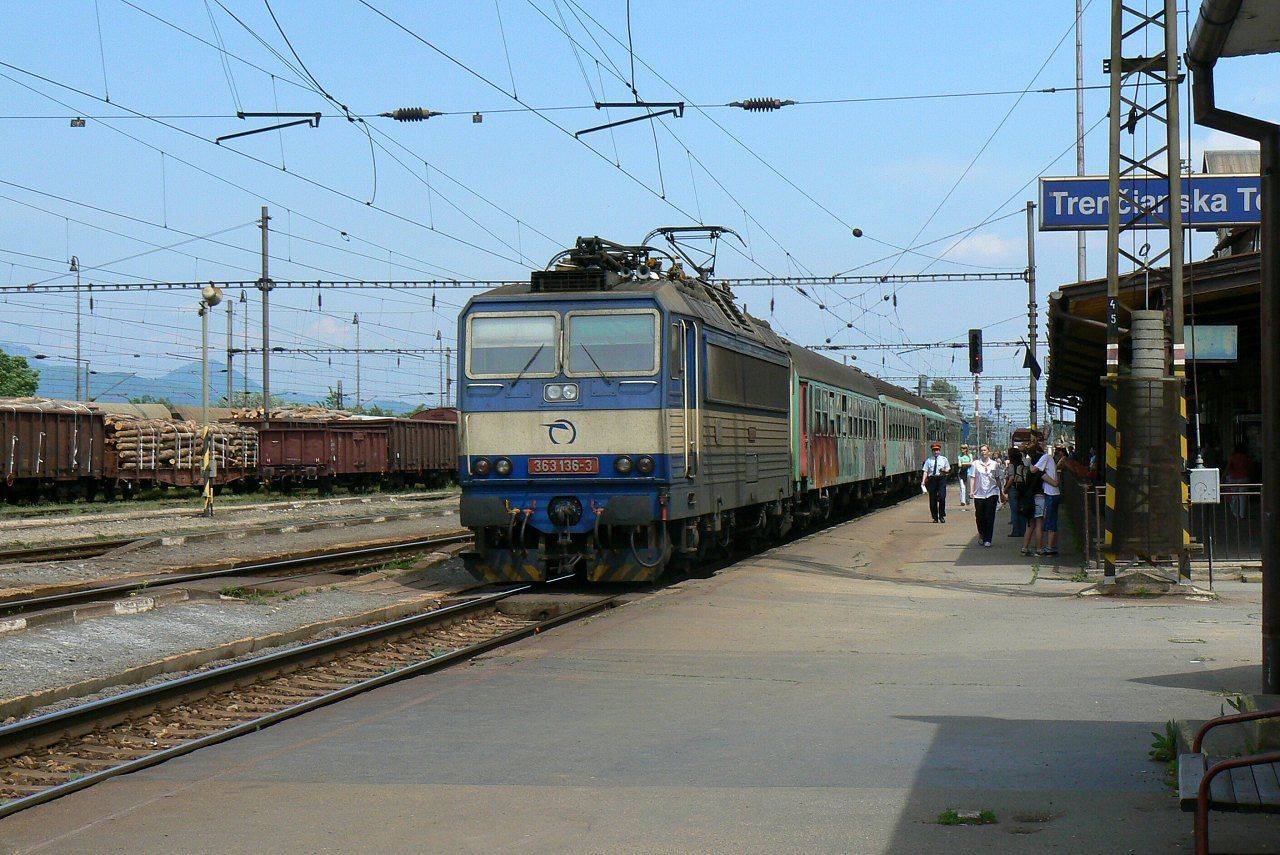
[352,313,361,412]
[199,285,224,517]
[200,285,224,426]
[70,256,81,400]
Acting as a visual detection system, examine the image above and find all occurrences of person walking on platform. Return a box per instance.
[956,444,973,508]
[968,444,1003,547]
[920,442,951,523]
[1004,447,1027,538]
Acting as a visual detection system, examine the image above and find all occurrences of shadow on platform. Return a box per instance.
[879,713,1280,854]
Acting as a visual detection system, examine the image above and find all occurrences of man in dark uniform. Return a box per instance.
[920,442,951,523]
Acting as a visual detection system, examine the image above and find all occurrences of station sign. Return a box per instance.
[1185,324,1238,362]
[1039,174,1261,231]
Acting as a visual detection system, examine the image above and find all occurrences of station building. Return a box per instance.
[1046,151,1265,559]
[1047,151,1264,473]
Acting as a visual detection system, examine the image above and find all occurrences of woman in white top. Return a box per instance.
[968,444,1005,547]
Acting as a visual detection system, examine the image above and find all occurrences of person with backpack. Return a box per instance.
[1004,447,1027,538]
[1020,440,1046,555]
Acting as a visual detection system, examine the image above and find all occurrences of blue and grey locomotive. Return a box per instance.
[457,233,961,583]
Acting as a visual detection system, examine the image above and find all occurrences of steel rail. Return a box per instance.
[0,531,473,617]
[0,588,616,819]
[0,538,138,564]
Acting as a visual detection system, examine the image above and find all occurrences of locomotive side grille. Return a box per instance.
[531,269,610,292]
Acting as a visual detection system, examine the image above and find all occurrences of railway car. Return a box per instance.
[456,234,963,584]
[0,400,104,501]
[368,416,458,486]
[256,420,388,491]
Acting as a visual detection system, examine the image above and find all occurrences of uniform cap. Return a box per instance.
[931,443,941,450]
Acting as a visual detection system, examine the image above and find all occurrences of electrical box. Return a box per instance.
[1190,467,1221,504]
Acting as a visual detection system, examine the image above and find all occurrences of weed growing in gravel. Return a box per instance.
[218,586,274,604]
[937,809,997,826]
[1149,720,1181,787]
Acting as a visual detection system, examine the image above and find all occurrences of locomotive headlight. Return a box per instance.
[544,384,563,401]
[472,457,491,476]
[494,457,513,476]
[614,455,633,474]
[561,383,578,401]
[636,455,655,475]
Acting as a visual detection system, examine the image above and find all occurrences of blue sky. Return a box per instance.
[1,1,1275,416]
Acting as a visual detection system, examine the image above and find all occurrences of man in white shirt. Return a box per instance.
[920,442,951,523]
[967,444,1005,546]
[1031,445,1061,555]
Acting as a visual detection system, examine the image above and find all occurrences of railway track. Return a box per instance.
[0,531,474,618]
[0,490,455,529]
[0,538,139,565]
[0,584,615,819]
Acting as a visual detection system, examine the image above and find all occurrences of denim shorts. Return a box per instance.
[1033,494,1046,518]
[1043,494,1061,532]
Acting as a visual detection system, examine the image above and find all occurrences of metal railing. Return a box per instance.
[1066,474,1264,568]
[1190,482,1263,565]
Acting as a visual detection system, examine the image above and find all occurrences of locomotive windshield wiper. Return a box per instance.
[513,344,545,384]
[574,342,613,385]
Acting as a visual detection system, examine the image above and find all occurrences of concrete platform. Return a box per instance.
[2,493,1274,853]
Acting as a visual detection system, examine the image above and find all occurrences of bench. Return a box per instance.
[1179,707,1280,854]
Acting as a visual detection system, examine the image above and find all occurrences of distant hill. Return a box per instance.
[2,342,425,415]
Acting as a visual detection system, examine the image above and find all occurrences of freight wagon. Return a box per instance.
[0,401,105,501]
[253,416,457,492]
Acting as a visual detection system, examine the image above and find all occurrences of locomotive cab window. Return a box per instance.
[466,312,559,378]
[565,309,659,377]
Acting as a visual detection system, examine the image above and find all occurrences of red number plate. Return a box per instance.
[528,456,599,475]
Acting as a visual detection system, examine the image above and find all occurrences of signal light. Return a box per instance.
[472,457,491,476]
[636,455,655,475]
[968,328,983,374]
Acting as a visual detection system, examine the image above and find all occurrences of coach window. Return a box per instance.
[467,312,559,378]
[566,310,659,377]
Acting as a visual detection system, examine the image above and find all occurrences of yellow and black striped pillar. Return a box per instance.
[1103,297,1119,580]
[1174,344,1192,581]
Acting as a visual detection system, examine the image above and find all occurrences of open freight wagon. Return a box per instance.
[0,401,105,501]
[253,415,456,492]
[102,418,258,497]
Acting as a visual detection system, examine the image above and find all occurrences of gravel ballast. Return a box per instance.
[0,508,461,591]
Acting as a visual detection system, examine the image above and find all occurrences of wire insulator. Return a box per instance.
[382,107,442,122]
[728,98,795,112]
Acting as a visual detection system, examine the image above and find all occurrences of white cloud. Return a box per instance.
[943,232,1021,265]
[312,316,354,344]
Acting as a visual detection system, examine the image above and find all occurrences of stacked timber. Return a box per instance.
[0,397,96,414]
[230,405,355,421]
[105,418,257,471]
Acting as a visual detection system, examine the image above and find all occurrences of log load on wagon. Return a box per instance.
[0,397,457,503]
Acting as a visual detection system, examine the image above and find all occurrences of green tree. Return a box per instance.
[318,386,347,410]
[129,394,176,408]
[928,378,960,407]
[218,390,286,408]
[0,349,39,397]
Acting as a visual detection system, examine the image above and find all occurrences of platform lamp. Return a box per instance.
[199,284,224,517]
